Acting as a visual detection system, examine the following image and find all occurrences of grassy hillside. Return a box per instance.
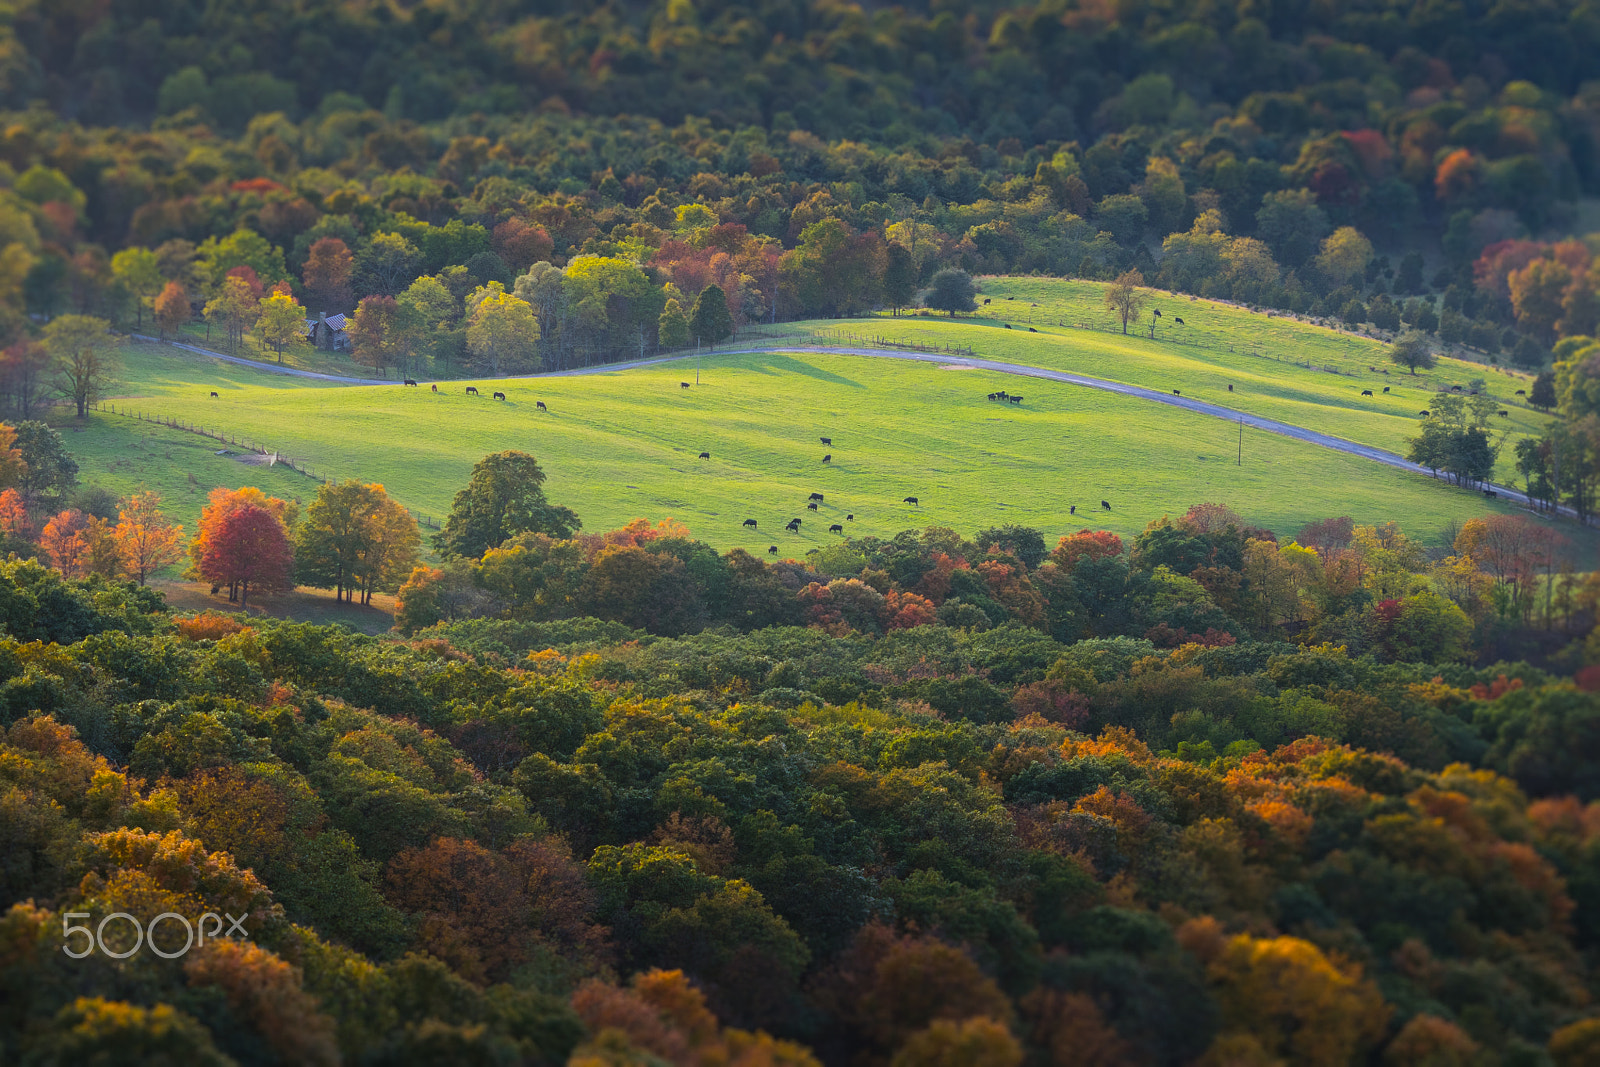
[68,338,1565,558]
[775,278,1551,482]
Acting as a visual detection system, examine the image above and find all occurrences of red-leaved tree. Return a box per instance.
[200,504,293,608]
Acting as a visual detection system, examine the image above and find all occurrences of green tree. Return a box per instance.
[1389,331,1436,375]
[355,232,421,297]
[295,480,381,603]
[927,268,977,317]
[438,451,580,558]
[658,297,690,350]
[350,295,402,378]
[1255,189,1330,268]
[44,314,119,416]
[690,284,733,347]
[12,419,78,505]
[882,242,918,316]
[466,287,540,374]
[110,247,161,328]
[1531,369,1557,411]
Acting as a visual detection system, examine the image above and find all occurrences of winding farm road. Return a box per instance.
[146,337,1543,510]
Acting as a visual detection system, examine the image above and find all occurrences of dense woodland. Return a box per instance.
[3,436,1600,1061]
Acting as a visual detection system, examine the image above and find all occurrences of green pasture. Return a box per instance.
[68,339,1577,560]
[800,277,1550,483]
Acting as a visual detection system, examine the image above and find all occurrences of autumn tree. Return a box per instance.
[350,295,402,378]
[466,287,540,374]
[154,281,190,339]
[1103,269,1147,334]
[199,503,294,608]
[113,491,184,584]
[302,236,354,312]
[187,486,298,600]
[690,283,733,346]
[43,314,119,416]
[203,274,259,350]
[39,508,92,577]
[438,450,579,558]
[357,488,421,603]
[256,290,304,363]
[0,339,53,418]
[294,480,419,604]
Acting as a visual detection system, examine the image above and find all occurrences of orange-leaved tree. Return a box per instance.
[0,487,32,543]
[113,490,184,584]
[199,503,294,608]
[0,422,25,488]
[187,487,298,601]
[154,281,190,340]
[40,509,120,579]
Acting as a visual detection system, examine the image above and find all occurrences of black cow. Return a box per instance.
[822,454,831,462]
[209,585,220,595]
[1516,389,1526,396]
[1007,296,1014,300]
[829,524,843,533]
[809,492,824,501]
[743,519,757,527]
[1419,410,1430,416]
[786,518,801,530]
[431,384,438,393]
[768,546,778,553]
[404,378,418,386]
[1227,384,1233,392]
[493,391,506,400]
[1004,324,1012,329]
[807,502,819,510]
[209,391,218,398]
[1361,389,1373,396]
[680,382,690,388]
[699,452,711,459]
[903,496,919,505]
[1028,327,1037,332]
[1101,500,1111,510]
[1070,505,1076,514]
[466,386,478,395]
[536,401,546,410]
[987,393,997,400]
[1498,410,1509,416]
[846,514,854,520]
[1173,389,1181,395]
[983,298,991,305]
[1173,316,1185,325]
[1009,395,1022,403]
[1483,489,1499,498]
[1153,309,1162,317]
[820,437,831,444]
[1382,386,1389,393]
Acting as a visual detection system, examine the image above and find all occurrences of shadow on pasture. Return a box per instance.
[740,352,865,388]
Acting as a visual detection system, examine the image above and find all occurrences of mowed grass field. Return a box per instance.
[792,277,1550,482]
[69,338,1574,559]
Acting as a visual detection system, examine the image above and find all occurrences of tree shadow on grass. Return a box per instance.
[736,351,866,388]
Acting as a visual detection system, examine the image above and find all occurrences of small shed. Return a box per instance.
[306,311,350,351]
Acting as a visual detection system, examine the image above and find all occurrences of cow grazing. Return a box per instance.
[699,452,710,459]
[807,502,819,510]
[1028,327,1037,332]
[743,519,757,527]
[1070,504,1076,515]
[846,514,854,520]
[536,401,546,410]
[1498,410,1509,416]
[1008,395,1023,403]
[466,386,478,395]
[493,391,506,401]
[680,382,690,389]
[209,391,218,398]
[820,437,832,445]
[1173,389,1181,396]
[404,378,418,386]
[983,298,991,305]
[1382,386,1389,393]
[809,492,824,501]
[822,454,831,462]
[1516,389,1526,396]
[1007,296,1015,300]
[1153,309,1162,317]
[1483,489,1499,498]
[768,546,778,554]
[1361,390,1373,396]
[1101,500,1111,510]
[1419,410,1430,416]
[786,519,801,530]
[1003,323,1012,329]
[987,393,998,400]
[1227,384,1234,392]
[829,524,843,533]
[431,384,438,393]
[1173,317,1185,325]
[903,497,919,505]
